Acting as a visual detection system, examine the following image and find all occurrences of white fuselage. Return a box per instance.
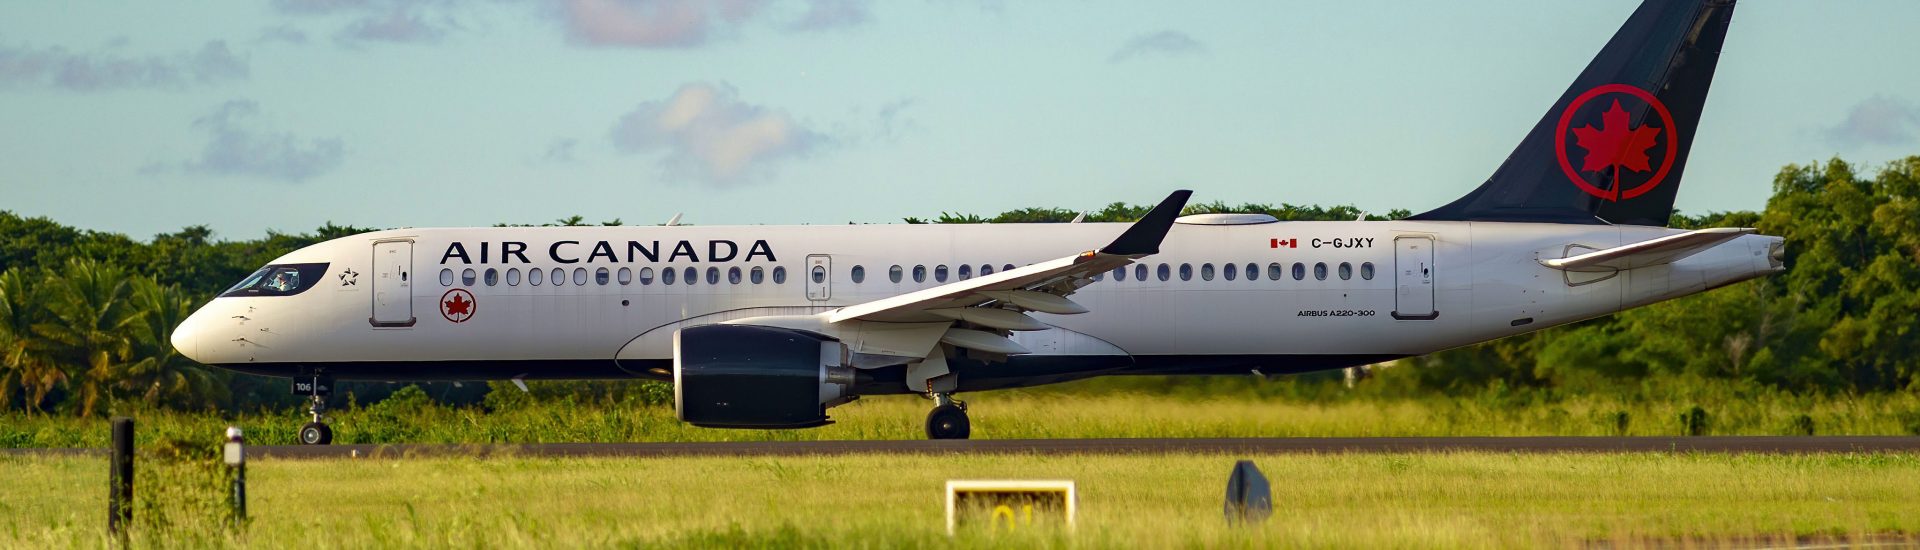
[171,219,1782,391]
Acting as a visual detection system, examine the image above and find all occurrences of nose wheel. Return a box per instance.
[295,377,335,445]
[926,393,970,440]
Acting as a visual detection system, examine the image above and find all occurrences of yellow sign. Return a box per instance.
[945,480,1075,535]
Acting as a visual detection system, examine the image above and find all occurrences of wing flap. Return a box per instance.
[828,190,1190,324]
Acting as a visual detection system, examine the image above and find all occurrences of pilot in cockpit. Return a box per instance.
[265,270,299,293]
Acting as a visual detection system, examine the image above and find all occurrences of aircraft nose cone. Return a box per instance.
[171,312,204,363]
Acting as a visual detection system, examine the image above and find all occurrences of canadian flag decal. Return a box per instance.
[1270,238,1298,249]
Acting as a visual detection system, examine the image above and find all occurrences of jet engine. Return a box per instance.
[673,324,857,429]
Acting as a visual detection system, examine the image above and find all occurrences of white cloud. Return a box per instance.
[1827,96,1920,147]
[166,100,346,183]
[0,41,247,91]
[1109,30,1205,63]
[609,82,826,184]
[558,0,866,48]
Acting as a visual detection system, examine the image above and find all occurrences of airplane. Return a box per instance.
[172,0,1776,445]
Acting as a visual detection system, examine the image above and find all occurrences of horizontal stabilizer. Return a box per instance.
[1541,227,1752,272]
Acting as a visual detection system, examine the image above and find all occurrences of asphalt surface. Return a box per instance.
[11,436,1916,460]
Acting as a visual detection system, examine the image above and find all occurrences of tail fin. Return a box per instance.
[1410,0,1735,227]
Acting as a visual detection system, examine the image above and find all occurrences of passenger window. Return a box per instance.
[574,268,588,286]
[1178,263,1192,281]
[851,265,865,284]
[506,268,521,286]
[1269,263,1284,281]
[662,267,676,285]
[640,267,654,285]
[913,265,927,283]
[439,268,454,287]
[1246,263,1259,281]
[1134,264,1147,281]
[980,264,993,276]
[1361,262,1375,280]
[705,267,718,285]
[1003,264,1015,273]
[1157,263,1171,281]
[750,266,764,284]
[935,265,949,282]
[484,268,499,286]
[1223,263,1237,281]
[889,265,902,283]
[595,267,610,285]
[772,266,787,284]
[958,264,972,280]
[1112,267,1126,281]
[1339,262,1352,280]
[1092,271,1104,282]
[1291,263,1305,281]
[1314,262,1328,281]
[811,265,826,284]
[1201,263,1215,281]
[618,267,633,285]
[460,268,477,286]
[551,268,566,286]
[530,268,544,286]
[683,267,696,285]
[728,267,742,284]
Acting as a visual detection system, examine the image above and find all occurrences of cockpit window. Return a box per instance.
[220,263,329,297]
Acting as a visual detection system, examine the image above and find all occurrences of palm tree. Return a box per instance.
[0,268,63,411]
[31,259,145,416]
[123,278,226,408]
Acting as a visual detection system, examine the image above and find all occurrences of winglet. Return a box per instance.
[1099,190,1191,256]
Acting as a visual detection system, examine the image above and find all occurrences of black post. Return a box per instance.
[108,417,133,537]
[224,427,246,525]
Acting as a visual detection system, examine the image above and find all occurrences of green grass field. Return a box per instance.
[4,451,1918,548]
[7,383,1920,448]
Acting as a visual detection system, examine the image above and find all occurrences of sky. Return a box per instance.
[2,0,1918,240]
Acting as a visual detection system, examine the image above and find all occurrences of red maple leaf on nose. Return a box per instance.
[1571,99,1662,173]
[444,294,471,316]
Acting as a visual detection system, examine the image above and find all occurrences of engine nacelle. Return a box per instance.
[673,324,857,429]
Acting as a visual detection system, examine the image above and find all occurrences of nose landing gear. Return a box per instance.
[299,394,333,445]
[926,392,970,440]
[293,374,334,445]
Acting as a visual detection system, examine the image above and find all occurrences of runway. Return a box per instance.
[233,436,1920,459]
[9,436,1919,460]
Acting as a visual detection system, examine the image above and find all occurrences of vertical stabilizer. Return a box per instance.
[1410,0,1735,226]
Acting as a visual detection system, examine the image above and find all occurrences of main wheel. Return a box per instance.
[926,404,971,440]
[299,422,334,445]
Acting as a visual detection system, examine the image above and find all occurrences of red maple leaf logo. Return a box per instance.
[1570,100,1661,173]
[444,294,471,316]
[441,289,475,322]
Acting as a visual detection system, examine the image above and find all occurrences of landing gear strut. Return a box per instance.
[925,393,970,440]
[293,374,334,445]
[299,394,333,445]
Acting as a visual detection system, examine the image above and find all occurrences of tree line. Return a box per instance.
[2,156,1916,415]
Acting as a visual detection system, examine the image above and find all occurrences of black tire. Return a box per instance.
[299,422,334,445]
[926,405,970,440]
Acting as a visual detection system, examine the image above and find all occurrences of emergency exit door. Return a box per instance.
[371,240,415,327]
[1392,236,1437,320]
[805,255,831,301]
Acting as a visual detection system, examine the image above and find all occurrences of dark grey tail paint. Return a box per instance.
[1411,0,1735,227]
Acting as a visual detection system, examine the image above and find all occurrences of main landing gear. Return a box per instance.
[926,392,970,440]
[293,373,334,445]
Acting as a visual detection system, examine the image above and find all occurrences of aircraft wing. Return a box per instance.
[1540,227,1753,272]
[828,190,1191,324]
